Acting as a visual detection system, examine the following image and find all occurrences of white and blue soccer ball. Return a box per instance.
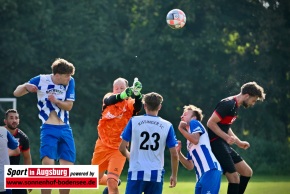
[166,9,186,30]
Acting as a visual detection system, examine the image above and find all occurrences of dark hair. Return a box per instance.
[241,81,266,101]
[51,58,75,75]
[5,109,18,119]
[142,92,163,111]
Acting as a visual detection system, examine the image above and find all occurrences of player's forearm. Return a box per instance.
[55,100,73,111]
[180,130,199,145]
[207,120,229,141]
[228,128,240,140]
[178,151,194,170]
[120,149,130,160]
[119,141,130,160]
[104,94,122,105]
[13,84,29,97]
[170,148,179,177]
[133,95,142,113]
[228,128,244,146]
[171,154,179,177]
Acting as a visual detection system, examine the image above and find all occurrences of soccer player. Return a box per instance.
[177,105,222,194]
[91,77,143,194]
[0,126,20,194]
[4,109,32,194]
[207,81,265,194]
[119,92,179,194]
[13,58,76,194]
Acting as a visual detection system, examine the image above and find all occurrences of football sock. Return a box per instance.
[239,176,251,194]
[99,174,108,185]
[228,183,239,194]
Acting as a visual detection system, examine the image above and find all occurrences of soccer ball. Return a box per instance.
[166,9,186,29]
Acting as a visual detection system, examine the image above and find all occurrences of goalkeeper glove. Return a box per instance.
[131,78,142,96]
[120,87,133,99]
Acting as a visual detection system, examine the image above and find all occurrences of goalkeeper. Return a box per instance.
[91,77,143,194]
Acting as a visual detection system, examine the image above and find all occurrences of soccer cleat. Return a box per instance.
[102,179,121,194]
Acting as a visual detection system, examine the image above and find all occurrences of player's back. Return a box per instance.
[128,114,176,182]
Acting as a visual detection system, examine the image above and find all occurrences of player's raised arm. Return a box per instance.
[13,83,38,97]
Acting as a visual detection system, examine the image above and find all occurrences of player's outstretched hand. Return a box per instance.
[132,79,142,96]
[120,87,133,99]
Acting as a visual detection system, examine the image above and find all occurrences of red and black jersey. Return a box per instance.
[208,97,239,140]
[9,128,30,165]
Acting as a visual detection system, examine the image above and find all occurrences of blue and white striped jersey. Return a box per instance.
[28,74,75,124]
[121,114,178,182]
[186,120,222,181]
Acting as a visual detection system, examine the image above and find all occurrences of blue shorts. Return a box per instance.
[0,189,12,194]
[195,169,221,194]
[125,180,163,194]
[40,124,76,163]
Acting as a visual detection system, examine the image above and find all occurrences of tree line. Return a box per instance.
[0,0,289,175]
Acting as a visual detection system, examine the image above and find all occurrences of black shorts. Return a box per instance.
[12,189,27,194]
[210,138,243,174]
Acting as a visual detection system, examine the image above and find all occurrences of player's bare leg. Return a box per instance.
[235,161,252,177]
[99,171,108,185]
[58,159,73,194]
[102,173,121,194]
[107,175,120,194]
[225,171,240,183]
[225,171,240,194]
[235,161,252,194]
[41,157,54,194]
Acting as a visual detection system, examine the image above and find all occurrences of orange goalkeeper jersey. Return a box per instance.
[97,93,135,149]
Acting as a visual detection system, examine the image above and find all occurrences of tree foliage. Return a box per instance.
[0,0,289,175]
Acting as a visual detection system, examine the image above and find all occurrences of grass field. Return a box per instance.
[26,175,290,194]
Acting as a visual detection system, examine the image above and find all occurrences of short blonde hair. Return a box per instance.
[183,105,203,121]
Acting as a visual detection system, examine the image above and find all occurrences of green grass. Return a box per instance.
[27,175,290,194]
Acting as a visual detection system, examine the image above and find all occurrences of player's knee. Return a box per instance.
[107,178,119,188]
[240,163,253,177]
[246,166,253,177]
[99,173,107,185]
[226,172,240,183]
[59,159,73,165]
[42,156,54,165]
